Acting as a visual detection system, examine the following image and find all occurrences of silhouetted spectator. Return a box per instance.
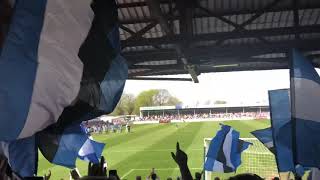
[171,142,193,180]
[136,176,142,180]
[195,172,202,180]
[147,168,159,180]
[228,173,263,180]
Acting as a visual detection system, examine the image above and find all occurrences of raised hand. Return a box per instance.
[88,156,107,176]
[44,170,51,180]
[171,142,193,180]
[171,142,188,167]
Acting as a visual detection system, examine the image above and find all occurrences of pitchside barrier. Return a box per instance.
[203,138,279,180]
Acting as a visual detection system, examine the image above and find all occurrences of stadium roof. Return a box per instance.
[117,0,320,82]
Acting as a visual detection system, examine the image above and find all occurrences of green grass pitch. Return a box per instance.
[37,120,272,179]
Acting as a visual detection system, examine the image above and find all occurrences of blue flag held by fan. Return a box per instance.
[37,123,105,168]
[204,124,251,172]
[290,49,320,168]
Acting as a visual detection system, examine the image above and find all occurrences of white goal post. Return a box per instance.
[203,138,279,180]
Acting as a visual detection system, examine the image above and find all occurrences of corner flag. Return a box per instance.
[204,124,251,172]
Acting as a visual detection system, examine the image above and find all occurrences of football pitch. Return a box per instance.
[38,120,272,180]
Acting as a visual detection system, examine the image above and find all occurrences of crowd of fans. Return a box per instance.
[84,121,131,134]
[140,112,270,122]
[0,142,268,180]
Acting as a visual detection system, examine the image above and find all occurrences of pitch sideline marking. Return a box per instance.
[120,168,202,179]
[120,169,135,179]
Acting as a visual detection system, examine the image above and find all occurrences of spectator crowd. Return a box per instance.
[0,142,270,180]
[140,112,270,122]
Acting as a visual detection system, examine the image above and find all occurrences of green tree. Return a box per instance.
[133,89,159,114]
[167,96,182,105]
[112,93,136,115]
[133,89,181,114]
[122,93,135,115]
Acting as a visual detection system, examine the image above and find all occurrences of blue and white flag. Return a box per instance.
[37,123,105,168]
[0,0,99,140]
[0,0,127,140]
[54,0,128,127]
[268,89,296,172]
[0,136,37,177]
[78,125,105,163]
[290,49,320,168]
[204,124,251,172]
[251,128,274,153]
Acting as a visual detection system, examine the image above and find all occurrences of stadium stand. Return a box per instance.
[139,104,270,122]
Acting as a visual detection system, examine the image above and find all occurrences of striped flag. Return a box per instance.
[0,136,37,177]
[290,49,320,167]
[204,124,251,172]
[0,0,127,140]
[252,89,306,176]
[52,0,128,127]
[37,123,105,168]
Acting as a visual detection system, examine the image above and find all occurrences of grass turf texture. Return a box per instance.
[38,120,271,179]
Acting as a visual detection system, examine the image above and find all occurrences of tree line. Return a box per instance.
[112,89,182,115]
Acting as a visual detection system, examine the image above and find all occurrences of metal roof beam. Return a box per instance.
[293,0,300,39]
[122,25,320,47]
[215,0,284,45]
[119,4,320,24]
[130,57,289,69]
[128,77,193,81]
[123,21,158,41]
[146,0,200,83]
[124,39,320,62]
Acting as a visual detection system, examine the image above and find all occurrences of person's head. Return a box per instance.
[214,177,221,180]
[151,173,157,180]
[273,177,280,180]
[195,172,202,180]
[136,176,142,180]
[228,173,263,180]
[167,178,173,180]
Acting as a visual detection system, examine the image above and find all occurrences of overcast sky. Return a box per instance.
[123,69,295,106]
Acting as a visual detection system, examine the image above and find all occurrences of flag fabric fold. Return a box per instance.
[0,0,91,140]
[0,136,37,177]
[55,0,128,128]
[37,123,105,168]
[290,49,320,168]
[204,124,251,172]
[0,0,127,141]
[251,128,274,153]
[252,89,305,176]
[268,89,296,172]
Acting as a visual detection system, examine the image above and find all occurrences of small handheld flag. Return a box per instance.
[204,124,251,172]
[37,123,105,168]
